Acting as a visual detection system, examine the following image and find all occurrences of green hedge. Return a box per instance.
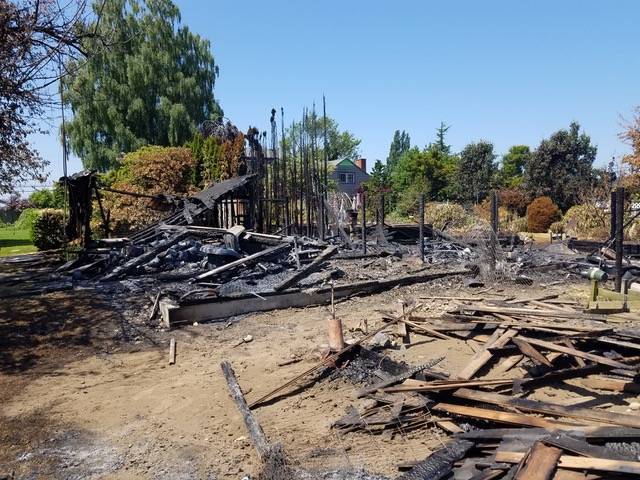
[31,209,66,250]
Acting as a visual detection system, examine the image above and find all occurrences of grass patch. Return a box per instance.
[0,227,37,256]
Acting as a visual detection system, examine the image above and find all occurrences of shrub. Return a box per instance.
[31,209,66,250]
[394,184,426,217]
[424,202,474,231]
[563,204,609,239]
[104,146,197,234]
[549,221,565,234]
[506,216,528,233]
[498,188,529,217]
[526,196,561,233]
[15,208,42,231]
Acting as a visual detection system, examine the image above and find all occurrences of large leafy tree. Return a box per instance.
[64,0,222,171]
[456,141,497,204]
[285,112,360,163]
[621,107,640,188]
[500,145,530,187]
[390,145,458,215]
[524,122,596,211]
[0,0,95,193]
[386,130,410,174]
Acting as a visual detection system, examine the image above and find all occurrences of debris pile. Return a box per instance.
[224,292,640,479]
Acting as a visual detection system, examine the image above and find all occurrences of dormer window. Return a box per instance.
[339,173,355,184]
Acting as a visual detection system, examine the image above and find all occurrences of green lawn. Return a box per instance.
[0,227,37,256]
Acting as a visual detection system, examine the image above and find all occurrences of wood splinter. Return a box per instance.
[169,337,176,365]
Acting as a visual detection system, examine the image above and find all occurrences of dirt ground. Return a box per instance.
[1,255,638,479]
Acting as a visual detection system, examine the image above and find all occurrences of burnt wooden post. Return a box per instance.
[380,193,385,227]
[418,193,425,262]
[361,192,367,254]
[490,190,498,272]
[610,190,617,240]
[615,186,625,292]
[220,361,270,459]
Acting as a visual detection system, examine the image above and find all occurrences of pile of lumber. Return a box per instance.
[334,294,640,479]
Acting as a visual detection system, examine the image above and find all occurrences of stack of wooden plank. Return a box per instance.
[333,294,640,479]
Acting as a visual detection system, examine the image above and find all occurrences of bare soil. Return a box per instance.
[1,258,636,479]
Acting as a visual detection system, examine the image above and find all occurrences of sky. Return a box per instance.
[27,0,640,194]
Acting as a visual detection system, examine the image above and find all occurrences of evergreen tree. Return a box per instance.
[500,145,530,187]
[523,122,596,211]
[456,141,497,204]
[434,122,451,154]
[63,0,222,171]
[386,130,410,174]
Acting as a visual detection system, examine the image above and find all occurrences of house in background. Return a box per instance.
[329,158,370,196]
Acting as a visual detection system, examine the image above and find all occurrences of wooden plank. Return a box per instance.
[513,338,554,367]
[517,336,633,370]
[435,420,463,433]
[454,388,640,428]
[515,441,561,480]
[382,378,513,393]
[496,452,640,475]
[596,336,640,352]
[102,231,188,280]
[354,356,446,398]
[494,355,524,375]
[168,338,176,365]
[543,434,631,461]
[507,294,560,304]
[578,376,640,394]
[274,245,338,291]
[220,361,270,458]
[457,329,518,380]
[459,426,640,441]
[404,318,454,340]
[513,364,605,394]
[433,403,577,429]
[196,244,290,280]
[561,339,586,367]
[461,304,585,319]
[149,292,161,321]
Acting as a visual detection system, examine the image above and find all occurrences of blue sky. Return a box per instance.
[29,0,640,193]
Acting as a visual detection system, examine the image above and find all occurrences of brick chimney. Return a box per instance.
[354,158,366,172]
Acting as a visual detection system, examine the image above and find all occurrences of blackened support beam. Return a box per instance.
[362,193,367,254]
[615,186,625,292]
[611,190,617,240]
[418,194,425,262]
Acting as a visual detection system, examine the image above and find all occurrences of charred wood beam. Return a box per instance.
[396,439,474,480]
[101,231,189,281]
[220,361,270,459]
[274,245,338,291]
[161,269,468,328]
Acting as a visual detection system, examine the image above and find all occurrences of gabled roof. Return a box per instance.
[328,158,367,173]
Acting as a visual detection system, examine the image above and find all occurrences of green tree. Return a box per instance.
[456,141,497,204]
[28,183,65,209]
[391,145,456,215]
[500,145,530,187]
[63,0,222,171]
[434,122,451,155]
[386,130,410,174]
[523,122,596,211]
[286,113,360,164]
